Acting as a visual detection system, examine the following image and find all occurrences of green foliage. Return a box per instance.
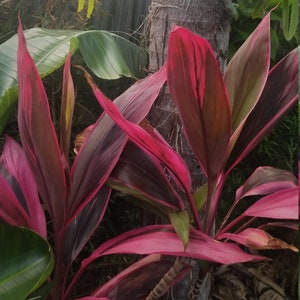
[77,0,97,19]
[0,225,54,300]
[230,0,298,62]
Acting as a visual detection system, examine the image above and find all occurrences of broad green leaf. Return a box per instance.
[0,27,147,134]
[0,225,54,300]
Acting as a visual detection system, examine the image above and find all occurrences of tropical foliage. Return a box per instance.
[0,11,298,300]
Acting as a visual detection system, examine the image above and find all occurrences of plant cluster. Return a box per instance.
[0,11,298,300]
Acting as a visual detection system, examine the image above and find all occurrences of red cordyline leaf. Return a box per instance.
[69,66,167,221]
[109,141,185,212]
[17,18,67,230]
[92,254,190,299]
[80,225,264,270]
[235,166,297,201]
[218,228,298,252]
[224,12,270,143]
[167,26,231,180]
[0,137,46,237]
[225,46,298,173]
[80,67,192,197]
[60,53,75,162]
[243,186,298,220]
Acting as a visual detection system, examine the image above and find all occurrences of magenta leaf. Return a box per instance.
[225,47,298,173]
[69,66,166,220]
[224,13,270,139]
[17,18,67,230]
[218,228,298,252]
[167,26,231,180]
[78,225,265,274]
[243,186,298,220]
[0,137,46,237]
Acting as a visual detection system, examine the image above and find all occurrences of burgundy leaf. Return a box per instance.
[224,13,270,137]
[167,26,231,180]
[0,137,46,237]
[109,141,185,213]
[92,255,190,300]
[69,66,166,221]
[235,166,297,201]
[79,67,192,198]
[63,187,111,265]
[225,47,298,173]
[17,18,67,230]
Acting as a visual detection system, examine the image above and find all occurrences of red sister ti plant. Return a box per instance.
[0,12,298,300]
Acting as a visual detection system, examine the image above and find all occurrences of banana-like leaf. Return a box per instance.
[0,26,147,134]
[0,225,54,300]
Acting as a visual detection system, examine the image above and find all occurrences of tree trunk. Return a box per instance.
[147,1,232,298]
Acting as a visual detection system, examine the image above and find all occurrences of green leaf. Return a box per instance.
[168,210,190,249]
[282,0,298,41]
[0,27,147,134]
[193,183,208,211]
[0,225,54,300]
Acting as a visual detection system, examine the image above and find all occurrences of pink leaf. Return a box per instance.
[219,228,298,252]
[243,187,298,219]
[80,225,265,270]
[236,166,297,201]
[17,18,67,230]
[167,26,231,180]
[0,137,46,237]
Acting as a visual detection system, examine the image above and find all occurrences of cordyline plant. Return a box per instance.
[0,12,297,300]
